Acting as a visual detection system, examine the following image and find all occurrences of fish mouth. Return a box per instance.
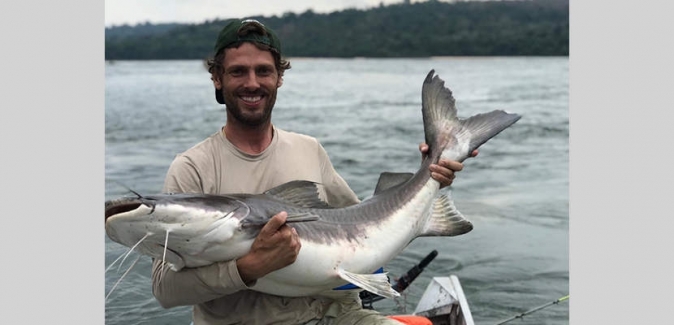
[105,200,142,221]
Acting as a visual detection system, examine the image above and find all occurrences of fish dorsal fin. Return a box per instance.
[336,269,400,299]
[419,191,473,237]
[264,180,333,209]
[373,172,414,195]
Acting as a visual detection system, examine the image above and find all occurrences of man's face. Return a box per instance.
[214,42,281,127]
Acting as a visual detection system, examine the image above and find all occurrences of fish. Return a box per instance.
[104,69,521,299]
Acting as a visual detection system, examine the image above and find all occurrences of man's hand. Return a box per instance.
[236,211,301,284]
[419,143,478,189]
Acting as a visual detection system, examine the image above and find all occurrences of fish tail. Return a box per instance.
[421,70,521,162]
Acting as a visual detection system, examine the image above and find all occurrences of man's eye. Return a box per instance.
[229,69,244,76]
[257,67,273,76]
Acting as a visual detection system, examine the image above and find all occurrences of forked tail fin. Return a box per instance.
[421,70,521,162]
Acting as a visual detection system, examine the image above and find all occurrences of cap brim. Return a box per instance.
[215,88,225,104]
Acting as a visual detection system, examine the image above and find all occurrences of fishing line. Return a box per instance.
[493,295,569,325]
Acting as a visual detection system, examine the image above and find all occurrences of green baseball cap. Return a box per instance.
[213,19,282,56]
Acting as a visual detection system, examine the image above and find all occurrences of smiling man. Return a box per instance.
[151,19,473,325]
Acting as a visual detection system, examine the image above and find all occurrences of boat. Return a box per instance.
[358,250,475,325]
[411,275,475,325]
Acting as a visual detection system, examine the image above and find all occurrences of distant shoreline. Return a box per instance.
[105,0,568,60]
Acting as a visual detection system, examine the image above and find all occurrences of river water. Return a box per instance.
[105,57,568,324]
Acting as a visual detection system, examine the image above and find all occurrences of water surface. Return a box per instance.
[105,57,569,324]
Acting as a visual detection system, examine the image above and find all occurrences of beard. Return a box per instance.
[222,87,277,127]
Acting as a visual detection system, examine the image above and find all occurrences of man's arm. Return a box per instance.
[151,258,247,308]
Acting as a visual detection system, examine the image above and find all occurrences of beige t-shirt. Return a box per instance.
[152,127,362,325]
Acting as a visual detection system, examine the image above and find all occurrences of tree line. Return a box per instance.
[105,0,568,60]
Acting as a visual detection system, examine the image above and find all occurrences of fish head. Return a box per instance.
[104,193,253,270]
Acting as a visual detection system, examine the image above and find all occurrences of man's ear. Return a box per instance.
[212,74,222,90]
[277,76,283,88]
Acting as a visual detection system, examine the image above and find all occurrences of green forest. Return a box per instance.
[105,0,568,60]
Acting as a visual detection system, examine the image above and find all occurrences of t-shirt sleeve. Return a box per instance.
[316,142,361,207]
[162,155,204,194]
[151,259,251,308]
[152,155,251,308]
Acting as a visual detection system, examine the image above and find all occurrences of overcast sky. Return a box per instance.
[105,0,421,27]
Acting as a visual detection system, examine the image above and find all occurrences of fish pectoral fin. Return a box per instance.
[420,192,473,237]
[336,269,400,299]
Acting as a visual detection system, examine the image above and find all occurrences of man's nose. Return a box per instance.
[242,70,260,89]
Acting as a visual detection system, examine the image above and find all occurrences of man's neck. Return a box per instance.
[222,121,274,155]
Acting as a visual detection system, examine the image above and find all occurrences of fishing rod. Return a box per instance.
[361,250,438,308]
[493,295,569,325]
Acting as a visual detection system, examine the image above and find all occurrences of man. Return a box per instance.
[152,19,476,325]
